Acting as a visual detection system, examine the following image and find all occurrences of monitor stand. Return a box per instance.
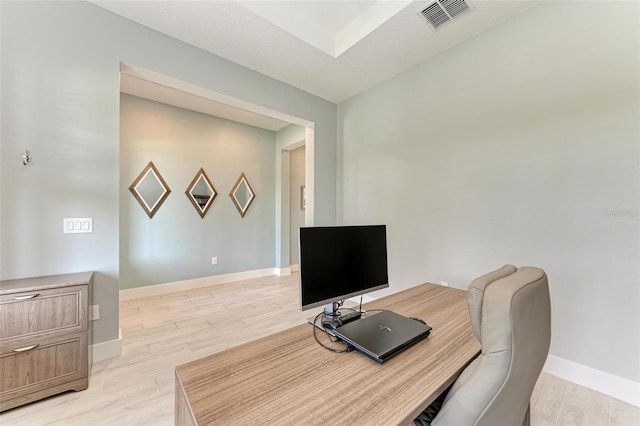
[306,300,358,331]
[325,301,343,317]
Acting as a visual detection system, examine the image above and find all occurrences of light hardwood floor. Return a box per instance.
[1,273,638,425]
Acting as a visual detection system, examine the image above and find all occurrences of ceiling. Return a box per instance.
[94,0,537,105]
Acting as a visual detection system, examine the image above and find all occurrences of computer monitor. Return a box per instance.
[299,225,389,316]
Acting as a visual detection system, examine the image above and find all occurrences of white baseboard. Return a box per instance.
[91,329,122,363]
[119,268,279,300]
[290,264,300,272]
[543,355,640,407]
[276,267,291,276]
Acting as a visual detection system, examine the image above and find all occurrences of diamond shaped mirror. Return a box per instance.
[186,168,217,218]
[229,172,255,218]
[129,161,171,218]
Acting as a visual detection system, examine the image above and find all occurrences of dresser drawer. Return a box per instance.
[0,332,88,402]
[0,285,88,342]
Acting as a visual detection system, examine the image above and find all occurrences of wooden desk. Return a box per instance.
[175,283,481,425]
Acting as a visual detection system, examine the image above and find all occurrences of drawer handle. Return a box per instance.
[13,344,39,353]
[13,293,40,300]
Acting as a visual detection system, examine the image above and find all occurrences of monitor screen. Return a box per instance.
[299,225,389,311]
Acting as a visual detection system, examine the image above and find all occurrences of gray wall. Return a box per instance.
[120,94,276,289]
[275,124,306,268]
[290,146,306,265]
[338,1,639,382]
[0,1,337,345]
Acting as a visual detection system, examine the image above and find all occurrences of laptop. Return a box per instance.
[332,310,432,363]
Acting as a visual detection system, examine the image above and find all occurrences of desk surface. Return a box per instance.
[175,283,481,425]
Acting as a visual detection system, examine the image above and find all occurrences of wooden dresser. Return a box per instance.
[0,272,92,412]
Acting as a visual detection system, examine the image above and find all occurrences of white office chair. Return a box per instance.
[414,265,551,426]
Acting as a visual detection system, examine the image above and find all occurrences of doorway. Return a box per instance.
[120,62,315,280]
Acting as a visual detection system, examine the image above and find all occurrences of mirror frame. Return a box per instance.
[185,168,217,218]
[129,161,172,218]
[229,172,256,218]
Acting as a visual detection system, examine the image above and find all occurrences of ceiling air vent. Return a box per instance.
[418,0,473,30]
[440,0,470,19]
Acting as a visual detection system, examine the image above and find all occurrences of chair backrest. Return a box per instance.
[467,264,517,341]
[432,266,551,426]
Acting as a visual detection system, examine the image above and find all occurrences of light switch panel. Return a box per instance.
[63,218,93,234]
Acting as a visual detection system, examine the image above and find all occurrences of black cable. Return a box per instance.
[312,312,352,353]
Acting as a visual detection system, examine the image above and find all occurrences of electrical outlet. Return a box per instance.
[212,257,218,265]
[440,281,449,287]
[89,304,99,321]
